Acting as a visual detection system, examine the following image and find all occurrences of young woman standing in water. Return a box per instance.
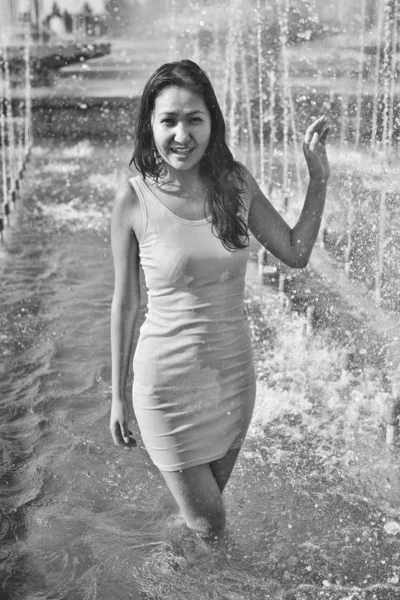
[110,60,329,541]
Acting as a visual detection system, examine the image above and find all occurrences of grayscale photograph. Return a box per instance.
[0,1,400,598]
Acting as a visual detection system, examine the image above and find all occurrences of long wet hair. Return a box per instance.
[130,59,249,252]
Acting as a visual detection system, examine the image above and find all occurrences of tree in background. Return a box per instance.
[82,2,93,15]
[51,1,62,18]
[44,1,62,29]
[63,10,73,33]
[82,1,93,33]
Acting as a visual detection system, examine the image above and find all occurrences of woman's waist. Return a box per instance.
[135,316,252,358]
[146,291,246,319]
[133,330,254,383]
[140,308,249,337]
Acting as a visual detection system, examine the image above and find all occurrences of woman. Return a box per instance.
[110,59,329,541]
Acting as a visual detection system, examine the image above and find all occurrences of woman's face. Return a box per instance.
[151,86,212,174]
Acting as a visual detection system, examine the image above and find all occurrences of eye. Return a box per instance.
[190,117,202,123]
[161,118,174,125]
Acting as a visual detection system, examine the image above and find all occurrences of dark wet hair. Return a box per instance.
[130,59,249,251]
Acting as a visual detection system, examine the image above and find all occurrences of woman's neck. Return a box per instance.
[158,165,204,196]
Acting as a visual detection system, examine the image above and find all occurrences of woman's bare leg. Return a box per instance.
[160,461,226,538]
[209,447,241,493]
[160,447,242,538]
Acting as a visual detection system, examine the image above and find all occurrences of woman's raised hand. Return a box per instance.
[303,115,330,183]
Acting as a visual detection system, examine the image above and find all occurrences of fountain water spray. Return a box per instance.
[287,77,302,197]
[375,0,396,306]
[221,1,235,118]
[344,177,354,276]
[267,70,276,189]
[210,9,223,98]
[3,44,17,209]
[354,0,367,148]
[0,0,33,240]
[0,29,11,234]
[16,98,24,177]
[24,17,32,163]
[239,29,256,172]
[169,0,178,61]
[277,0,290,206]
[220,0,240,148]
[256,0,265,185]
[339,94,348,154]
[388,0,398,155]
[0,64,8,238]
[381,0,394,156]
[370,0,384,152]
[227,0,240,148]
[189,0,201,64]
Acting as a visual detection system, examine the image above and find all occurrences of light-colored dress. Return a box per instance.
[130,175,256,472]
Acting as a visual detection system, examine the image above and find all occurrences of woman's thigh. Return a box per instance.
[210,447,241,493]
[160,461,226,537]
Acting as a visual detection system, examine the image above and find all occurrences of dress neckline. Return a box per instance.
[142,178,212,225]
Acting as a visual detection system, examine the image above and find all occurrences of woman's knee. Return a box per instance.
[160,463,226,537]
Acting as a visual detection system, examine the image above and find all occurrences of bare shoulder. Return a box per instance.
[113,178,139,212]
[112,178,143,239]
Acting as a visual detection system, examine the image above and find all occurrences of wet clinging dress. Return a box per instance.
[130,175,256,472]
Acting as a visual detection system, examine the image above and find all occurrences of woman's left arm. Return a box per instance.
[247,115,330,269]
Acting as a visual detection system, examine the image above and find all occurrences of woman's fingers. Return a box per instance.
[110,400,134,449]
[304,115,328,147]
[111,422,124,446]
[128,430,137,445]
[304,125,330,154]
[303,117,330,180]
[320,126,330,145]
[309,131,319,152]
[111,420,133,449]
[120,421,130,445]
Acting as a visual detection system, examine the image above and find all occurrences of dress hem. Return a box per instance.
[150,443,243,472]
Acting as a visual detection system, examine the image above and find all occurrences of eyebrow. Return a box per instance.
[158,110,206,117]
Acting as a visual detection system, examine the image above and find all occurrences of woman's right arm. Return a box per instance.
[110,181,141,449]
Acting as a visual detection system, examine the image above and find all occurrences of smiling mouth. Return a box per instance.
[170,147,195,156]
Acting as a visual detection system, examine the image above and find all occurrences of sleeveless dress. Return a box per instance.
[130,175,256,472]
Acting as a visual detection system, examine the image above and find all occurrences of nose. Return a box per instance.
[174,122,191,144]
